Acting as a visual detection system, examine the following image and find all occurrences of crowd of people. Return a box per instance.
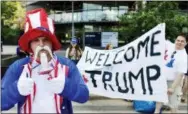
[1,8,188,114]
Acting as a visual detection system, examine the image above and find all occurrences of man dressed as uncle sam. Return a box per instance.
[1,8,89,114]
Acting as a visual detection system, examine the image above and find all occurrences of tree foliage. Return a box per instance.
[1,1,25,44]
[116,1,188,43]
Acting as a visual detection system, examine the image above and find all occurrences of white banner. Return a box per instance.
[77,23,168,103]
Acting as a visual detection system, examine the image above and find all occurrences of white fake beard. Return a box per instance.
[34,46,53,70]
[34,46,53,63]
[34,46,53,60]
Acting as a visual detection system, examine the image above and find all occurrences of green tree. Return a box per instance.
[1,1,25,44]
[115,1,188,44]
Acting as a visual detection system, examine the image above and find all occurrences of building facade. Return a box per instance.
[26,1,188,48]
[26,1,136,48]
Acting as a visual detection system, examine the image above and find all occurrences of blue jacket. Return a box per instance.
[1,55,89,114]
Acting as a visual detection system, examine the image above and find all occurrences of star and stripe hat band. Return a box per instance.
[18,8,62,53]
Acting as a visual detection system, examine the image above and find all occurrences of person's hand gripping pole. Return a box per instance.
[17,65,34,96]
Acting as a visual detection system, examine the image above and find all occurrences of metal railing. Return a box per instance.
[49,9,188,24]
[49,9,128,23]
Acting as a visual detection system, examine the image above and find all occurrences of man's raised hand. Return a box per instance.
[17,65,34,96]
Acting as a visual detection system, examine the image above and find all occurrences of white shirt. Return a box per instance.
[165,45,187,81]
[31,60,56,113]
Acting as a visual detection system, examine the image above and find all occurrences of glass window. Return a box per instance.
[111,7,118,21]
[83,3,88,10]
[73,12,81,22]
[102,7,110,21]
[65,13,72,22]
[77,12,82,22]
[87,3,102,10]
[119,6,128,16]
[103,6,110,10]
[83,3,102,10]
[82,10,104,22]
[119,6,128,9]
[95,10,103,21]
[111,7,118,10]
[82,10,88,22]
[87,10,96,21]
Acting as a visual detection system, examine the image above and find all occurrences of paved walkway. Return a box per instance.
[1,97,187,113]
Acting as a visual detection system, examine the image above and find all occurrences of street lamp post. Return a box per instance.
[72,1,75,38]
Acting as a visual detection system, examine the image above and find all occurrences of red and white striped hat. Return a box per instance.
[18,8,61,52]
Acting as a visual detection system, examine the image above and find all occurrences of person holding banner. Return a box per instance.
[181,40,188,103]
[65,38,83,65]
[1,8,89,114]
[155,34,188,113]
[105,43,113,50]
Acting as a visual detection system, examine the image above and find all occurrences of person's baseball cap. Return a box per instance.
[71,38,78,44]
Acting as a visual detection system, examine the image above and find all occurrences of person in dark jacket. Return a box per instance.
[16,46,29,58]
[1,36,4,52]
[1,8,89,114]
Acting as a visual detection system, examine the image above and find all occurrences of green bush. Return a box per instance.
[2,27,21,45]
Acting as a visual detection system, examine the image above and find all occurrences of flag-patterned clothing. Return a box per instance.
[1,55,89,114]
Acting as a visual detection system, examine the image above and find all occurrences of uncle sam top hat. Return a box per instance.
[18,8,61,52]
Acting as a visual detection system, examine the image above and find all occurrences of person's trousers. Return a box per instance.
[166,81,181,109]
